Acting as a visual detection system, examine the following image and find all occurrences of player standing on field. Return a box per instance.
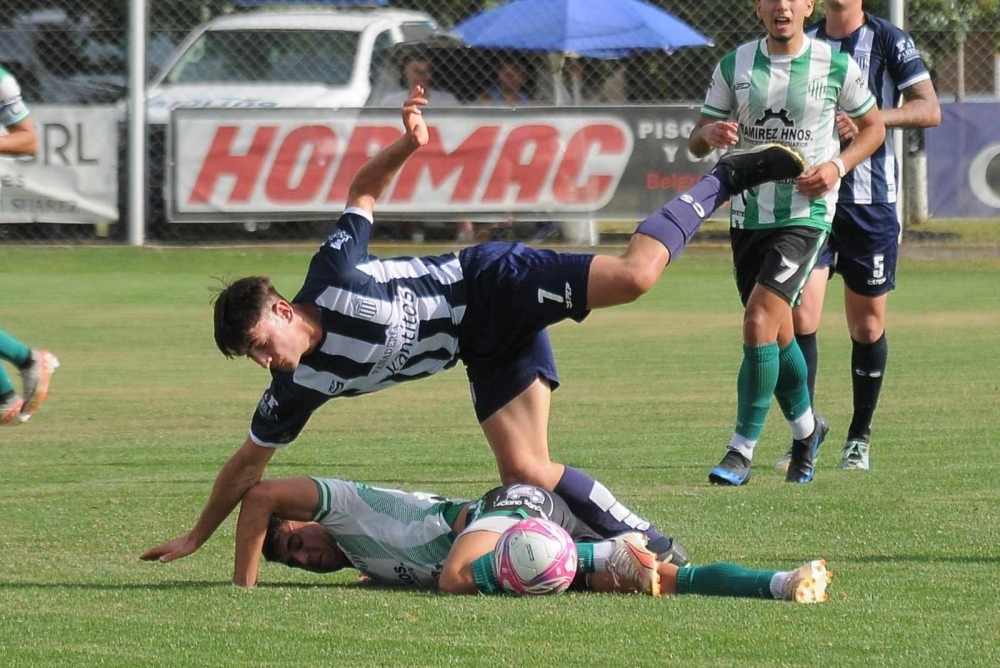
[690,0,885,486]
[0,64,60,426]
[775,0,941,473]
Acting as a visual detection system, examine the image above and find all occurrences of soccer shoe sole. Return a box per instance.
[719,143,808,192]
[611,533,662,597]
[790,559,833,604]
[708,466,752,486]
[1,397,25,426]
[20,352,60,420]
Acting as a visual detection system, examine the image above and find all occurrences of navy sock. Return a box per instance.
[849,333,888,439]
[795,331,818,407]
[635,168,731,260]
[554,466,664,544]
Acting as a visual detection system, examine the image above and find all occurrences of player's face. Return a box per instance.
[755,0,814,43]
[245,304,303,373]
[275,523,351,574]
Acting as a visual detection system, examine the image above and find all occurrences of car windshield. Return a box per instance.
[165,29,362,85]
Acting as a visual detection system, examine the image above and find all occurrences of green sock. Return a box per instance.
[736,343,780,440]
[471,553,503,595]
[575,543,595,573]
[0,367,14,396]
[0,330,30,367]
[774,340,811,420]
[675,563,779,599]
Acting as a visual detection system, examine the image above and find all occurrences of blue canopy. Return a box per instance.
[453,0,712,59]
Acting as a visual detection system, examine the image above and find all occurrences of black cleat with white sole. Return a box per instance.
[717,143,807,193]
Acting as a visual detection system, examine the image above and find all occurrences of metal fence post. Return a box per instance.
[128,0,147,246]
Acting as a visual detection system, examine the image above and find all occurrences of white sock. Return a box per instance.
[770,571,792,599]
[728,434,757,460]
[591,541,616,572]
[788,410,816,441]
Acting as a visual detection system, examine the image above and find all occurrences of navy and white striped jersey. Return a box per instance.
[807,13,930,204]
[250,207,467,446]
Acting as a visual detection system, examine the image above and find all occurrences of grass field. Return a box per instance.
[1,245,998,667]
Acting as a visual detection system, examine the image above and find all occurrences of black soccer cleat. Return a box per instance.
[650,536,692,567]
[717,143,807,193]
[786,414,830,483]
[709,450,753,486]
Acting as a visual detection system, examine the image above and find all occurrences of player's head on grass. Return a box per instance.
[213,276,313,372]
[262,516,352,574]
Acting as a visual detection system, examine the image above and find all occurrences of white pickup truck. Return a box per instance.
[145,8,438,124]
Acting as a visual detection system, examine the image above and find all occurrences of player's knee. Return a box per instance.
[617,262,659,302]
[850,321,884,344]
[742,308,775,341]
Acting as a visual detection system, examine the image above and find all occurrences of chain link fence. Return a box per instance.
[0,0,997,244]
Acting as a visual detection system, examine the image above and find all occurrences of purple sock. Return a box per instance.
[636,167,732,259]
[554,466,663,542]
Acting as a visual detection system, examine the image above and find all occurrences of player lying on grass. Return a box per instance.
[142,85,806,569]
[231,477,833,603]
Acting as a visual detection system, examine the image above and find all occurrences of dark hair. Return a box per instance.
[261,515,285,562]
[212,276,283,358]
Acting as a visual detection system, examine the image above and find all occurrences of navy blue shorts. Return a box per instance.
[458,242,594,422]
[817,202,899,296]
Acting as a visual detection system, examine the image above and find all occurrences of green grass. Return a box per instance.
[1,246,998,667]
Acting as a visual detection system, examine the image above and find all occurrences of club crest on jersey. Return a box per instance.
[352,297,378,320]
[807,79,830,100]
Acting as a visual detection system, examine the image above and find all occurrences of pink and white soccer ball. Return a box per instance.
[493,517,578,596]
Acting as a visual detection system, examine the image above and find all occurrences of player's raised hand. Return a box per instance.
[401,85,429,148]
[702,121,740,149]
[140,532,199,563]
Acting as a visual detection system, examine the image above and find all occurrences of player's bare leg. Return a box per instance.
[481,378,688,565]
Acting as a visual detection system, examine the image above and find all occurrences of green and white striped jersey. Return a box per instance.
[701,38,875,230]
[0,65,30,128]
[311,478,466,587]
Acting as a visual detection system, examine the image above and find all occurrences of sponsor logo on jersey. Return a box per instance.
[741,108,813,147]
[895,38,920,63]
[393,562,421,586]
[371,287,419,376]
[505,484,547,506]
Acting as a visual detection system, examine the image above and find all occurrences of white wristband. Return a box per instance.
[831,157,847,179]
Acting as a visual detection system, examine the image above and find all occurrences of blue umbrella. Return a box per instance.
[453,0,712,58]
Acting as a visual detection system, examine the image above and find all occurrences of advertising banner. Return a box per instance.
[0,105,118,224]
[926,103,1000,219]
[169,106,725,223]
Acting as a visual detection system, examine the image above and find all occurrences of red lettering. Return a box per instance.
[552,124,625,204]
[392,126,500,203]
[483,125,559,204]
[264,126,337,203]
[190,125,277,204]
[326,126,402,203]
[645,171,702,192]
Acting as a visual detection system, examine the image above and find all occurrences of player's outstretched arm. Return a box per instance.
[140,436,276,564]
[882,79,941,129]
[233,478,319,588]
[346,85,430,214]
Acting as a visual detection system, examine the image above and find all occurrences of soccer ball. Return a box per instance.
[493,517,578,596]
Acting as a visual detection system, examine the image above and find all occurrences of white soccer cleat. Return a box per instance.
[606,532,661,597]
[19,350,59,421]
[783,559,833,604]
[1,393,24,426]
